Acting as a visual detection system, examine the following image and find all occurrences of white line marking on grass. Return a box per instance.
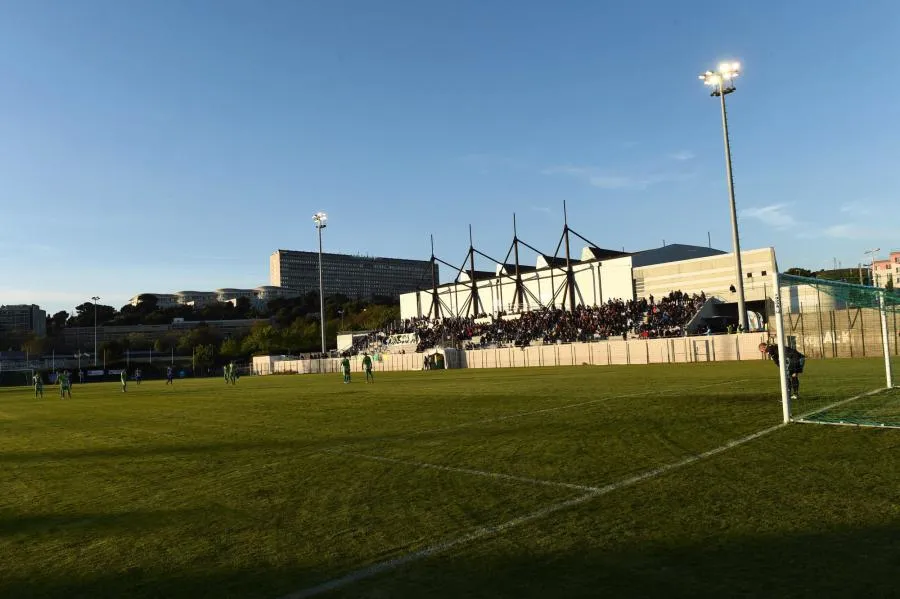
[281,418,784,599]
[403,378,754,439]
[324,449,601,493]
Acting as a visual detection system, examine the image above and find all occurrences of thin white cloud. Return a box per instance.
[542,165,692,191]
[823,224,893,240]
[588,174,650,190]
[669,150,696,161]
[741,204,798,230]
[839,201,873,216]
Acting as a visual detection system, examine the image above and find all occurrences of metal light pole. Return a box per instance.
[865,248,881,287]
[313,212,328,354]
[91,296,100,366]
[700,61,748,332]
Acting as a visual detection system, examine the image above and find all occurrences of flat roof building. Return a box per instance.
[0,304,47,337]
[270,249,435,299]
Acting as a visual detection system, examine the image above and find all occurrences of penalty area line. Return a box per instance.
[323,448,601,493]
[393,378,755,441]
[280,419,784,599]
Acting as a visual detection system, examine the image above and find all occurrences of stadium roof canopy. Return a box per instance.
[537,255,582,269]
[630,243,726,268]
[580,247,631,261]
[456,269,497,282]
[496,263,538,275]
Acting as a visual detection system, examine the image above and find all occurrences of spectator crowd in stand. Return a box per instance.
[372,291,707,353]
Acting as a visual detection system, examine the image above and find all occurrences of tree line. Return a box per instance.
[2,292,399,362]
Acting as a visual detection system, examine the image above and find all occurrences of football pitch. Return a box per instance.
[1,359,898,598]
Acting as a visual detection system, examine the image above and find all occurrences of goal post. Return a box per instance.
[772,270,792,424]
[773,271,898,427]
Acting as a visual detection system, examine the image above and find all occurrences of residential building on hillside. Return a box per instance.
[0,304,47,337]
[128,287,301,309]
[270,250,435,299]
[128,294,179,308]
[872,250,900,288]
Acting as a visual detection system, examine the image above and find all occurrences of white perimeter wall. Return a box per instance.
[252,333,767,375]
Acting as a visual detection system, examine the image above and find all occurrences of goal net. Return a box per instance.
[0,368,35,388]
[773,272,898,428]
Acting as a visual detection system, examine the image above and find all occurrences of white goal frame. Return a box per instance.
[772,269,895,425]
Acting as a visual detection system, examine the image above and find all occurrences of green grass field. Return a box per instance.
[1,359,898,599]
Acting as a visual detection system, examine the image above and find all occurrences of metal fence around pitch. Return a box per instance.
[771,304,899,359]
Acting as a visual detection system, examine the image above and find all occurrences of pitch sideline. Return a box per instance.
[281,418,785,599]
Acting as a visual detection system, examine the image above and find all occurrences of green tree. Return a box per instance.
[153,334,179,353]
[785,267,814,278]
[125,333,151,351]
[175,325,222,353]
[233,297,253,319]
[192,344,216,374]
[100,340,124,362]
[219,338,243,361]
[70,303,117,327]
[136,294,159,312]
[886,275,894,292]
[46,311,70,336]
[241,323,281,355]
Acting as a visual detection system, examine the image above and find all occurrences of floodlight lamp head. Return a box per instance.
[701,62,740,87]
[313,211,328,227]
[700,71,721,86]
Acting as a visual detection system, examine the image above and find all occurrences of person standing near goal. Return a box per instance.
[33,372,44,399]
[760,342,805,400]
[59,371,72,400]
[166,366,174,385]
[362,353,374,383]
[341,356,351,384]
[120,368,128,393]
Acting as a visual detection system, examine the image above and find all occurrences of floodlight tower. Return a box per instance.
[313,212,328,354]
[91,296,100,366]
[700,61,748,332]
[865,248,881,287]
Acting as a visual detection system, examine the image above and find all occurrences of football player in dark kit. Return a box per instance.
[760,342,806,400]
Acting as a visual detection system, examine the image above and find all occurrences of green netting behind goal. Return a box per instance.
[798,388,900,428]
[780,273,900,313]
[777,273,898,428]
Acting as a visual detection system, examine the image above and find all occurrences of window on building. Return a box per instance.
[761,270,767,276]
[746,272,753,278]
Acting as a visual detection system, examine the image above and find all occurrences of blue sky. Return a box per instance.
[1,0,898,314]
